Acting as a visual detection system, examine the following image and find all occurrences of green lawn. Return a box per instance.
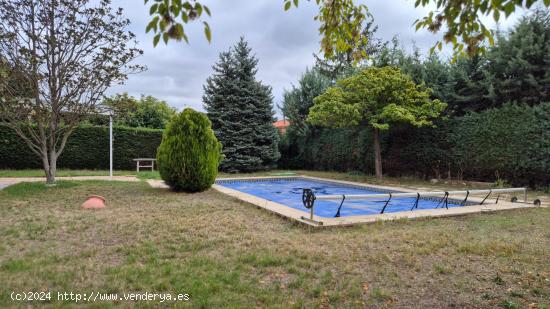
[0,174,549,307]
[0,169,296,180]
[0,169,137,178]
[2,168,548,202]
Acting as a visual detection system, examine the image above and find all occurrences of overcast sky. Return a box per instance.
[107,0,528,118]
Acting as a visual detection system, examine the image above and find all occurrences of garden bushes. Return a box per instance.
[280,102,550,187]
[450,103,550,186]
[279,126,375,172]
[156,108,222,192]
[0,124,162,170]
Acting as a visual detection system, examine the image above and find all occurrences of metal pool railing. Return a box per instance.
[302,187,529,220]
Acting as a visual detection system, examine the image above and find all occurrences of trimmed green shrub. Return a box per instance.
[156,108,222,192]
[0,124,162,170]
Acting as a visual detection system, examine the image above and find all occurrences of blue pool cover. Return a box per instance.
[217,178,466,218]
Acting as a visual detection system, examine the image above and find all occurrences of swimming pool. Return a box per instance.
[216,177,470,218]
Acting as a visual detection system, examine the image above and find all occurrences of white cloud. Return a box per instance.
[107,0,527,117]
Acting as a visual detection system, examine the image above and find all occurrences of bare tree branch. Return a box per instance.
[0,0,145,183]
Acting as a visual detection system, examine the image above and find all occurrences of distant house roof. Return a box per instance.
[273,119,291,134]
[273,120,291,128]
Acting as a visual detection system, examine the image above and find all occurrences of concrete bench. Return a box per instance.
[133,158,156,172]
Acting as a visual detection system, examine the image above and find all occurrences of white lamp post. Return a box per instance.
[109,113,113,179]
[100,110,114,179]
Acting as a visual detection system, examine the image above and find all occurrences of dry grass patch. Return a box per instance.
[0,179,548,308]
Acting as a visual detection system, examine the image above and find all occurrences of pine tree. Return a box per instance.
[446,55,495,115]
[487,9,550,106]
[203,37,280,172]
[280,67,332,132]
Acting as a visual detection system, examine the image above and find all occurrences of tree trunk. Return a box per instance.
[48,151,57,184]
[45,170,55,184]
[41,151,56,184]
[372,127,383,180]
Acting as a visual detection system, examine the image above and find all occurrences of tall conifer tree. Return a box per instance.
[203,37,280,172]
[487,9,550,106]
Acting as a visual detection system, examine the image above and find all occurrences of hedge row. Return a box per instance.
[279,126,374,172]
[3,103,549,187]
[0,125,163,170]
[280,103,550,187]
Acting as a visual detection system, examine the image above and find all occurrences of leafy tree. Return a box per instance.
[100,93,139,126]
[145,0,550,58]
[0,0,143,183]
[145,0,212,46]
[413,0,549,56]
[103,94,176,129]
[314,12,384,80]
[131,95,176,129]
[203,38,280,172]
[145,0,370,61]
[280,10,550,184]
[308,67,446,179]
[157,108,221,192]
